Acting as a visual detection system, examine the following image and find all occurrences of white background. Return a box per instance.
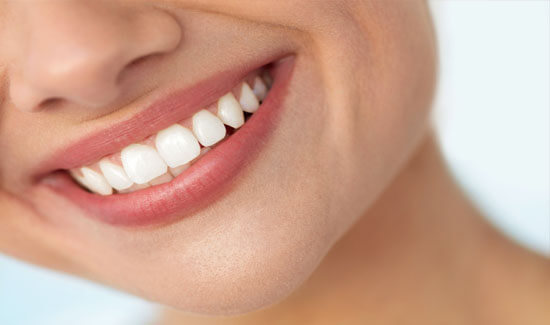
[1,1,549,324]
[432,0,549,255]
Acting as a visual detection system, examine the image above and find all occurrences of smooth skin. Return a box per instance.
[0,1,548,324]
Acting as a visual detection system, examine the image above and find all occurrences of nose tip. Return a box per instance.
[8,3,182,112]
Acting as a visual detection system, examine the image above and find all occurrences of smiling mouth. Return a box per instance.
[42,56,295,227]
[70,69,273,196]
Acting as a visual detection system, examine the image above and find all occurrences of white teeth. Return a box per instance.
[80,167,113,195]
[119,183,150,194]
[253,77,267,101]
[70,170,90,188]
[149,173,174,186]
[70,70,273,195]
[192,109,227,147]
[239,83,260,113]
[169,164,190,177]
[98,159,134,191]
[217,93,245,129]
[121,144,168,184]
[155,124,201,168]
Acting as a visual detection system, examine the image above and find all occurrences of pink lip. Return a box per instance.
[36,53,289,173]
[43,56,295,227]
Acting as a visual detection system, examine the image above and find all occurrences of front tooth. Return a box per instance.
[217,93,244,129]
[98,159,134,191]
[80,167,113,195]
[253,77,267,101]
[155,124,201,168]
[192,109,226,147]
[239,83,260,113]
[121,144,168,184]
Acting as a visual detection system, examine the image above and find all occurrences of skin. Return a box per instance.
[0,0,548,323]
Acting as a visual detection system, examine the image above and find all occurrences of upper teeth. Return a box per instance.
[155,124,201,168]
[253,77,268,101]
[121,144,168,185]
[239,83,260,113]
[98,159,134,191]
[70,70,272,195]
[216,93,245,129]
[193,109,228,146]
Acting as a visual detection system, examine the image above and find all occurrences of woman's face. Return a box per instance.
[0,0,436,315]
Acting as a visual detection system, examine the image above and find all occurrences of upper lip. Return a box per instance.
[40,56,294,226]
[34,52,287,180]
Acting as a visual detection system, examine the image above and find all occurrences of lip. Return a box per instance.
[35,52,289,174]
[42,56,295,227]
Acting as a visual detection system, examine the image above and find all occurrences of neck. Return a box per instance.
[160,133,550,324]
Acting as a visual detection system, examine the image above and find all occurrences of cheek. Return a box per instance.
[322,4,436,218]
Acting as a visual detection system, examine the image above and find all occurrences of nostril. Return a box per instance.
[127,56,149,69]
[126,53,160,70]
[38,97,62,110]
[9,5,182,112]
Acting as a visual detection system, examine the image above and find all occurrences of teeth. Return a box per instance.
[121,144,168,184]
[79,167,113,195]
[192,109,227,147]
[98,159,134,191]
[253,77,267,101]
[149,173,174,186]
[239,83,260,113]
[69,69,273,195]
[155,124,201,168]
[70,170,90,188]
[169,164,190,177]
[217,93,245,129]
[119,183,150,194]
[118,184,151,193]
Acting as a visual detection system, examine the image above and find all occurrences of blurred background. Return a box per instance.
[1,1,548,324]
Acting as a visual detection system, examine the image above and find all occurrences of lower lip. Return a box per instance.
[46,57,295,227]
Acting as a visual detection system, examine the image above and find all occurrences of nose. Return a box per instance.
[8,1,182,112]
